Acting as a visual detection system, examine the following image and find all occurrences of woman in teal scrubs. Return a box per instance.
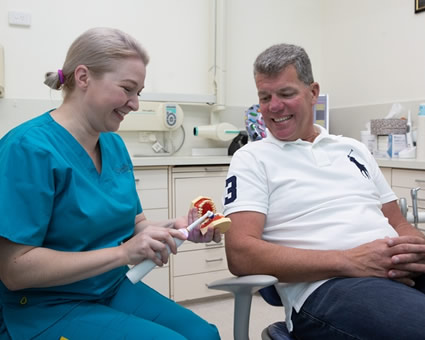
[0,27,221,340]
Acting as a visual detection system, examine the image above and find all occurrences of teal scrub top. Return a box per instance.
[0,111,142,337]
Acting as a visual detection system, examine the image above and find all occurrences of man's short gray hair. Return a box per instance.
[253,43,314,85]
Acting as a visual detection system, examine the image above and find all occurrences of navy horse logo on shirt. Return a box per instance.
[347,149,370,179]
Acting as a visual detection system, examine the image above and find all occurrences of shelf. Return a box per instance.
[139,92,216,104]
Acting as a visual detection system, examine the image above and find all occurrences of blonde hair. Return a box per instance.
[44,27,149,97]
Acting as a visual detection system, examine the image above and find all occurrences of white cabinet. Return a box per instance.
[380,167,425,229]
[134,167,169,220]
[380,167,392,187]
[171,166,229,219]
[391,169,425,209]
[132,165,234,302]
[391,168,425,230]
[170,166,234,302]
[133,167,170,297]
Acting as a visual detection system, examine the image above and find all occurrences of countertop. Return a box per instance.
[375,158,425,170]
[131,154,425,170]
[131,155,232,167]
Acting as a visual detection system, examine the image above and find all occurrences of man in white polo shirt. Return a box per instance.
[223,43,425,339]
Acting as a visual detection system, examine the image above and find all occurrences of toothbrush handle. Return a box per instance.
[126,237,185,284]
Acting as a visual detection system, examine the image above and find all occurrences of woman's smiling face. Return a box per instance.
[255,64,320,142]
[85,57,146,133]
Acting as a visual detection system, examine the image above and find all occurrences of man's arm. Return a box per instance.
[382,200,425,239]
[225,211,395,283]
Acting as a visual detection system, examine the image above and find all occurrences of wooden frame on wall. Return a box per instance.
[416,0,425,13]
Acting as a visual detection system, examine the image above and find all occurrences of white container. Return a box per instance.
[416,104,425,161]
[360,130,377,154]
[388,134,407,158]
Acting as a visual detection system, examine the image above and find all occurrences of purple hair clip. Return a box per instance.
[58,69,65,85]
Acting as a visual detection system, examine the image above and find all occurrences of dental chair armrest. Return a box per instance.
[208,274,278,293]
[208,275,278,340]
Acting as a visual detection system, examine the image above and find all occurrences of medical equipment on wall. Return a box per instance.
[193,105,239,142]
[118,102,184,131]
[0,44,4,98]
[193,122,239,142]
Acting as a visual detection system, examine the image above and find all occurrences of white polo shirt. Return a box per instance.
[223,125,398,331]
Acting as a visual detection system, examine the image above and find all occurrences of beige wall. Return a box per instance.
[0,0,211,100]
[322,0,425,108]
[1,0,425,140]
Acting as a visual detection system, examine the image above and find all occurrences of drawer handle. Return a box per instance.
[205,258,224,263]
[134,178,140,182]
[415,179,425,184]
[205,242,224,247]
[203,167,227,172]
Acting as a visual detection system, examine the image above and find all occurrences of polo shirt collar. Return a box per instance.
[263,124,339,148]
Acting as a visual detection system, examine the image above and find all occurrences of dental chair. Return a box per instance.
[208,193,423,340]
[208,275,291,340]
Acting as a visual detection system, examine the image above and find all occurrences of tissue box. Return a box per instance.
[370,119,407,135]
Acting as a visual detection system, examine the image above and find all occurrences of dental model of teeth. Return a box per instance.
[191,196,232,234]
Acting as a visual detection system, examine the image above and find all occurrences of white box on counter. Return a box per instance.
[375,134,407,158]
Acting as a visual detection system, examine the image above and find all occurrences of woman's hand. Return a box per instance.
[122,225,186,267]
[175,207,222,244]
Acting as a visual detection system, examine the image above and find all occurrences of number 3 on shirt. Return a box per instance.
[224,175,237,205]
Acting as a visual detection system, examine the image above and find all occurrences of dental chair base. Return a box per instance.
[207,275,294,340]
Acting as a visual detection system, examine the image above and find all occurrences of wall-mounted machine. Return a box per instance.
[193,122,239,142]
[119,102,184,131]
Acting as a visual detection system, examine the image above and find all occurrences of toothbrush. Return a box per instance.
[126,210,214,284]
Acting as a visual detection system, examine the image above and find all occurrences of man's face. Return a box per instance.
[255,65,319,142]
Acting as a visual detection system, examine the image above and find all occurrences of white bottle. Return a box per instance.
[416,104,425,161]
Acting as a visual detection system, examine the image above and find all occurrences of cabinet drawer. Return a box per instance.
[137,188,168,210]
[134,168,169,210]
[392,169,425,188]
[134,169,168,190]
[171,166,228,218]
[142,266,170,297]
[142,208,169,221]
[173,176,227,216]
[179,239,224,252]
[173,269,233,302]
[173,247,227,276]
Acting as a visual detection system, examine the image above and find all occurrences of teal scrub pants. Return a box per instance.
[33,279,220,340]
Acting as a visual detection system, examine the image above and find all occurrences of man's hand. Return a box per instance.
[386,235,425,286]
[343,238,395,278]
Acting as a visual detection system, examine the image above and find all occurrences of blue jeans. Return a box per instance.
[291,275,425,340]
